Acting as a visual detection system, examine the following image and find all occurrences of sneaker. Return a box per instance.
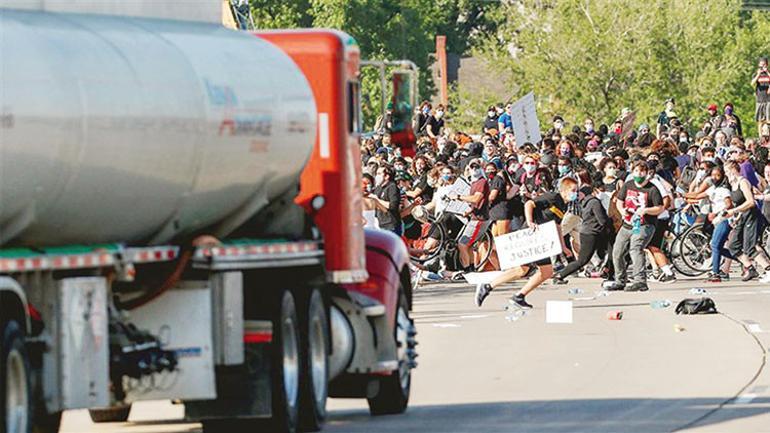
[648,270,662,281]
[625,282,649,292]
[475,283,492,307]
[718,271,730,281]
[705,272,722,283]
[552,276,569,285]
[509,294,533,310]
[451,271,466,282]
[602,280,626,291]
[657,273,677,284]
[742,266,759,282]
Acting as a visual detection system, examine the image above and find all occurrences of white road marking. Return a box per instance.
[432,323,461,328]
[459,314,489,319]
[734,393,757,404]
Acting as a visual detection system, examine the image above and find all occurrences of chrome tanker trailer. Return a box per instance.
[0,8,415,433]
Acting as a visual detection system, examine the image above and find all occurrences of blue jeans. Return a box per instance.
[711,220,734,274]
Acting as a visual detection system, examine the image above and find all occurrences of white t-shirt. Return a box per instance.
[649,176,673,220]
[707,185,731,214]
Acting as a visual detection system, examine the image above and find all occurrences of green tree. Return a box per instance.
[248,0,499,129]
[475,0,770,136]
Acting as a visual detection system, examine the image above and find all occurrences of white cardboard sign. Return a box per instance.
[510,92,542,145]
[435,179,471,215]
[493,220,561,270]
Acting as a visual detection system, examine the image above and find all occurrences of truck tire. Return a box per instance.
[297,289,329,432]
[272,290,301,433]
[1,320,31,433]
[88,404,131,423]
[367,283,416,415]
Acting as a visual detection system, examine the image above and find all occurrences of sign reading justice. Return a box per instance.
[494,221,562,270]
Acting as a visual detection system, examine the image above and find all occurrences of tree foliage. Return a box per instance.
[475,0,770,135]
[248,0,497,128]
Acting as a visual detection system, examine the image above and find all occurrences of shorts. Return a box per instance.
[729,210,761,258]
[649,218,669,249]
[458,220,492,246]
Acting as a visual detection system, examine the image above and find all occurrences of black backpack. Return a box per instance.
[675,297,718,315]
[677,162,697,192]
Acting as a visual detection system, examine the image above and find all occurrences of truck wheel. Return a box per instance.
[297,289,329,432]
[1,320,31,433]
[272,290,301,433]
[88,404,131,423]
[367,284,417,415]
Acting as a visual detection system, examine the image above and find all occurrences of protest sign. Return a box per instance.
[435,179,471,215]
[493,220,562,270]
[510,92,542,145]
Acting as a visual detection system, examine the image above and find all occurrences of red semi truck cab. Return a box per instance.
[256,29,368,285]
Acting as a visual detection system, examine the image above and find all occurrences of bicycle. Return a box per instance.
[408,200,493,272]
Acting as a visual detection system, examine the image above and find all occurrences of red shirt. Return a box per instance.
[469,178,490,220]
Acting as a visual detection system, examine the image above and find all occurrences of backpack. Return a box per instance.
[677,163,697,192]
[675,297,718,315]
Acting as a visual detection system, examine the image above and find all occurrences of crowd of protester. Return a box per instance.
[362,56,770,309]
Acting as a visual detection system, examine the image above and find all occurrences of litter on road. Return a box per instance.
[607,311,623,320]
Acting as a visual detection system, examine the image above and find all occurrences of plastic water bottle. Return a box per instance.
[689,288,707,295]
[650,300,672,309]
[595,290,610,298]
[568,288,584,295]
[506,309,528,322]
[632,214,641,235]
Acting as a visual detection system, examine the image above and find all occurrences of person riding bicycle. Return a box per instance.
[450,160,492,276]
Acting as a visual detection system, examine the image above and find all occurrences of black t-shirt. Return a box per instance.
[757,70,770,104]
[488,175,509,221]
[616,180,663,227]
[532,192,568,224]
[373,182,401,230]
[427,116,444,136]
[414,173,434,202]
[483,115,499,131]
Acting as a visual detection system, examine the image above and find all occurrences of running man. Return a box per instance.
[474,177,579,309]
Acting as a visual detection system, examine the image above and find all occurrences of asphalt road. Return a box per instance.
[62,273,770,433]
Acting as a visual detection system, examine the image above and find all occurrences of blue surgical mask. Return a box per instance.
[441,174,452,182]
[568,191,578,202]
[558,165,570,175]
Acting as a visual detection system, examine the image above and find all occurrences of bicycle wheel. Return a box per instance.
[408,222,445,265]
[471,229,494,271]
[678,225,712,276]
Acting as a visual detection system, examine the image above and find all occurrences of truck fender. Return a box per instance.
[0,277,30,334]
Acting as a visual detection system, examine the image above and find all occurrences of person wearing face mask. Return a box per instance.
[643,157,678,283]
[486,162,511,269]
[415,101,432,137]
[706,103,722,135]
[720,103,743,138]
[656,98,677,138]
[473,178,579,309]
[498,103,513,133]
[518,154,550,199]
[604,161,665,292]
[449,161,491,275]
[723,161,770,281]
[367,165,402,235]
[584,117,595,138]
[753,57,770,136]
[483,105,499,135]
[552,177,611,284]
[406,155,434,202]
[601,159,621,194]
[426,105,445,140]
[685,165,734,282]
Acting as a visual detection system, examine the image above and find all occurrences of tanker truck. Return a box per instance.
[0,8,416,433]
